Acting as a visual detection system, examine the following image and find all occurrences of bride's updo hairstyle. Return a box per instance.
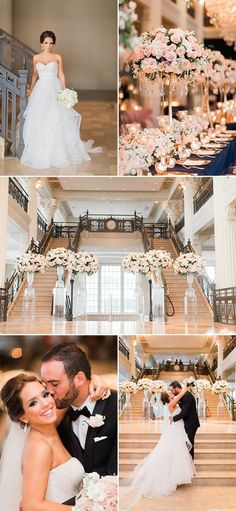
[40,31,56,44]
[1,374,41,424]
[161,391,170,405]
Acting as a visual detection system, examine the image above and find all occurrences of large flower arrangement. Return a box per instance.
[198,49,226,90]
[75,472,117,511]
[211,380,230,394]
[130,26,204,84]
[136,378,153,391]
[145,249,173,271]
[119,381,137,394]
[66,252,99,277]
[46,248,70,267]
[15,252,47,274]
[119,0,138,49]
[119,128,175,175]
[183,377,211,394]
[151,380,167,393]
[173,252,205,276]
[122,250,173,275]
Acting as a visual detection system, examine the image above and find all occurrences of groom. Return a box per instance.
[169,380,200,459]
[41,341,117,503]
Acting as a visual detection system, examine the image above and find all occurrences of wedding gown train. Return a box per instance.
[121,406,195,508]
[20,61,93,169]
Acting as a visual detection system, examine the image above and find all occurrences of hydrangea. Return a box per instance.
[57,88,78,109]
[173,252,205,276]
[15,252,47,273]
[212,380,230,394]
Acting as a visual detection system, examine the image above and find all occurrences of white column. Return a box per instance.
[0,177,9,287]
[216,337,224,379]
[181,178,198,245]
[28,178,38,243]
[178,0,188,30]
[213,178,236,288]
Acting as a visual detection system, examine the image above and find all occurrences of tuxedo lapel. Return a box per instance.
[64,414,85,465]
[84,399,106,472]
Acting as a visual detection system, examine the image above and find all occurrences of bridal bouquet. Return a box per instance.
[15,252,47,274]
[75,472,117,511]
[211,380,230,394]
[119,381,137,394]
[46,247,70,267]
[130,26,204,84]
[173,252,205,276]
[57,88,78,109]
[66,251,99,276]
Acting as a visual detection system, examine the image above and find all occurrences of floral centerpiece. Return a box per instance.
[75,472,117,511]
[212,380,230,394]
[145,249,173,272]
[122,249,172,276]
[119,380,137,394]
[119,0,138,51]
[119,128,176,176]
[57,89,78,109]
[130,26,204,122]
[65,251,99,277]
[46,247,70,267]
[173,252,205,276]
[15,252,47,274]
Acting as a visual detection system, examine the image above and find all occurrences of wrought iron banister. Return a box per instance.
[8,177,29,212]
[204,361,235,421]
[215,287,236,325]
[223,336,236,359]
[175,215,184,233]
[0,28,35,79]
[0,63,28,156]
[119,337,130,360]
[193,178,213,214]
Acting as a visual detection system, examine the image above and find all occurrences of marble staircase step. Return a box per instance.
[119,471,236,485]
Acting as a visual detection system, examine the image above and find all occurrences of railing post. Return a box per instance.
[212,283,217,322]
[16,68,28,158]
[148,279,153,321]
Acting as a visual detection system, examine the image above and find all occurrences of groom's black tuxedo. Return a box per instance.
[57,390,117,476]
[172,391,200,459]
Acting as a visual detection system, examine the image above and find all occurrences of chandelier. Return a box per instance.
[204,0,236,49]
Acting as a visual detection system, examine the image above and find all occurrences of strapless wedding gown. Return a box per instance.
[46,457,84,503]
[21,61,91,169]
[121,406,195,506]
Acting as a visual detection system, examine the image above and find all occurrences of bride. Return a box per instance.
[0,373,107,510]
[20,30,94,169]
[121,386,195,507]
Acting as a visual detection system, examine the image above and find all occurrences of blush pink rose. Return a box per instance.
[176,47,185,57]
[171,34,181,44]
[141,57,158,72]
[132,49,145,61]
[165,51,176,62]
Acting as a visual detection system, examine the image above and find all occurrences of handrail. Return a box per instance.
[0,28,35,79]
[119,337,130,360]
[223,336,236,359]
[8,177,29,213]
[193,178,213,214]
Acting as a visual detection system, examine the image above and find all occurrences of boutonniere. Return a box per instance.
[83,414,105,428]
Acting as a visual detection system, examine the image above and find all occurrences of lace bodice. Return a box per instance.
[46,457,85,503]
[36,61,58,79]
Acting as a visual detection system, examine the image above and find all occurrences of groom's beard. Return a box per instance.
[54,382,79,409]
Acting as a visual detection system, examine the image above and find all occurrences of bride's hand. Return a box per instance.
[27,87,32,96]
[89,374,111,401]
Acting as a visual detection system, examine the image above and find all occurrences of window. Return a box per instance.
[86,264,136,314]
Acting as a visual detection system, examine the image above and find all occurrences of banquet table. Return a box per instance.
[149,135,236,176]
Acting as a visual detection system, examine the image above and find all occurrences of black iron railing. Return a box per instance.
[223,336,236,359]
[193,178,213,214]
[159,361,195,372]
[37,211,48,234]
[119,337,130,360]
[215,288,236,325]
[203,361,235,420]
[8,178,29,212]
[175,215,184,233]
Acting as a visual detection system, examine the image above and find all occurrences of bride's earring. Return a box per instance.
[23,422,28,433]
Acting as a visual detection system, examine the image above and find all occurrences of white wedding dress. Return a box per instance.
[121,405,195,507]
[20,61,91,169]
[46,457,84,503]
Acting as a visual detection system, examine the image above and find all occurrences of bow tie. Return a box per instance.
[68,406,91,421]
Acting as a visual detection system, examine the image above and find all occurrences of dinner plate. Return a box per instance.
[176,159,211,166]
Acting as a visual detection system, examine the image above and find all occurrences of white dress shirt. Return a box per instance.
[71,397,96,449]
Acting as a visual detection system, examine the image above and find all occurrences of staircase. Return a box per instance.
[120,391,236,485]
[8,238,69,319]
[152,238,213,325]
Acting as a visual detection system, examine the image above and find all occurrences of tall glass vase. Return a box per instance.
[123,392,132,419]
[23,272,35,320]
[202,80,213,128]
[142,389,151,419]
[78,272,87,317]
[152,268,165,320]
[167,74,174,125]
[217,393,225,416]
[197,391,206,420]
[184,273,197,328]
[53,265,66,319]
[134,274,145,319]
[151,392,162,419]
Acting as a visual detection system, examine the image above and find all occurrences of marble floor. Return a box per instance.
[0,101,117,176]
[0,318,235,335]
[120,486,236,511]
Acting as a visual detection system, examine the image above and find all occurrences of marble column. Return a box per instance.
[28,178,38,243]
[0,177,9,287]
[216,337,224,379]
[213,178,236,289]
[181,178,199,246]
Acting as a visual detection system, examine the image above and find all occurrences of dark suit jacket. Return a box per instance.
[58,390,117,476]
[172,391,200,432]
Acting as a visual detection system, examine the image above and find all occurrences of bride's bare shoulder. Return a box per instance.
[23,431,53,462]
[55,53,63,61]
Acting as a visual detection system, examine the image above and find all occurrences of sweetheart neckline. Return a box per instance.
[36,61,58,67]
